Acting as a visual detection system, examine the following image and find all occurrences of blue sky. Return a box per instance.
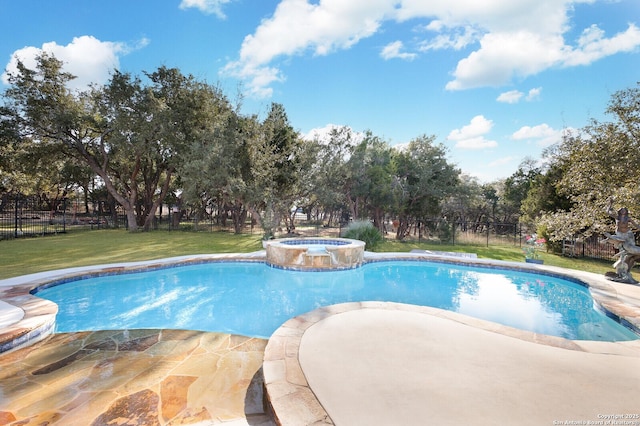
[1,0,639,182]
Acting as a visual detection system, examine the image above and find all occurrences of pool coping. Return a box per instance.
[0,252,267,353]
[262,252,640,425]
[265,301,640,426]
[1,250,639,354]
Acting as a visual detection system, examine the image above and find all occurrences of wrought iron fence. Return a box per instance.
[0,195,125,240]
[0,195,622,262]
[560,235,618,261]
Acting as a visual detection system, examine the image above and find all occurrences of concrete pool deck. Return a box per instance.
[266,301,640,426]
[1,251,640,425]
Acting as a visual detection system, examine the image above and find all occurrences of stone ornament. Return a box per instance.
[603,200,640,284]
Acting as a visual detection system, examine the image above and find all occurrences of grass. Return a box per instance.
[378,239,615,275]
[0,229,263,279]
[0,229,616,280]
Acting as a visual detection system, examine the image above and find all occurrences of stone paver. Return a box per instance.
[0,329,275,425]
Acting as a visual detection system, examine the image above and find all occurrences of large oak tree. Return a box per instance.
[3,54,221,231]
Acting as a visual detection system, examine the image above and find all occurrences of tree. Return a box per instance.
[180,105,255,234]
[441,174,484,228]
[3,54,219,231]
[306,126,354,225]
[249,103,301,238]
[93,67,216,230]
[502,158,540,223]
[392,135,460,240]
[540,83,640,240]
[181,102,304,237]
[520,146,573,225]
[345,132,395,232]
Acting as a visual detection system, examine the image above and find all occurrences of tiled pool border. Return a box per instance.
[278,238,350,246]
[1,250,639,354]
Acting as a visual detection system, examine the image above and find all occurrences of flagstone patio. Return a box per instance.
[0,329,275,425]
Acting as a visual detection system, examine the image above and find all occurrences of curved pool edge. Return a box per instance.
[263,301,640,426]
[1,250,639,354]
[366,251,640,336]
[0,252,267,353]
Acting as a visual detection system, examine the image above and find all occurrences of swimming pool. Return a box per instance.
[34,260,638,342]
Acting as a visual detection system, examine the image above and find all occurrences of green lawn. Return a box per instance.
[0,229,263,279]
[378,239,615,276]
[0,229,615,280]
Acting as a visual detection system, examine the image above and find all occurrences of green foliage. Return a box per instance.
[503,158,541,223]
[4,55,640,246]
[392,135,460,240]
[539,83,640,241]
[436,220,452,242]
[3,55,229,231]
[520,155,573,225]
[341,220,384,251]
[345,133,395,229]
[305,126,353,224]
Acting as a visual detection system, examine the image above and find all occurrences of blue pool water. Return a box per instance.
[35,261,638,341]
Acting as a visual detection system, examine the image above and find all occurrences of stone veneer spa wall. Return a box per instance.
[264,237,365,270]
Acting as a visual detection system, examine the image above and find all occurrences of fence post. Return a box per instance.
[486,221,489,247]
[452,220,455,246]
[14,195,19,238]
[63,197,67,232]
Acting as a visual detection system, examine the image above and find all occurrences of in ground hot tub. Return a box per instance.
[264,237,365,270]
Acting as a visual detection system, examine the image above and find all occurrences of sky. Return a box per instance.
[1,0,639,182]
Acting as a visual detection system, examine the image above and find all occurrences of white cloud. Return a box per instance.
[511,123,568,147]
[302,124,366,150]
[446,22,640,90]
[2,35,147,91]
[447,115,498,150]
[418,23,479,51]
[221,0,394,97]
[380,41,417,60]
[454,136,499,150]
[526,87,542,101]
[224,0,640,97]
[497,87,542,103]
[445,31,565,90]
[497,90,523,104]
[179,0,234,19]
[448,115,493,139]
[562,23,640,67]
[222,61,284,98]
[303,123,342,141]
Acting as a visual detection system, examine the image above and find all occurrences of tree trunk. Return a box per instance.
[372,207,384,233]
[142,169,174,231]
[396,215,410,240]
[230,202,248,234]
[125,208,138,231]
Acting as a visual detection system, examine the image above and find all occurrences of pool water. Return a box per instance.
[36,261,638,341]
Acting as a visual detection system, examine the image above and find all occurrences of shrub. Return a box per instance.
[342,220,383,251]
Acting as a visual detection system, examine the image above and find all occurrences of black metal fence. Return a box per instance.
[560,235,617,261]
[0,195,122,240]
[0,195,621,262]
[382,219,619,262]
